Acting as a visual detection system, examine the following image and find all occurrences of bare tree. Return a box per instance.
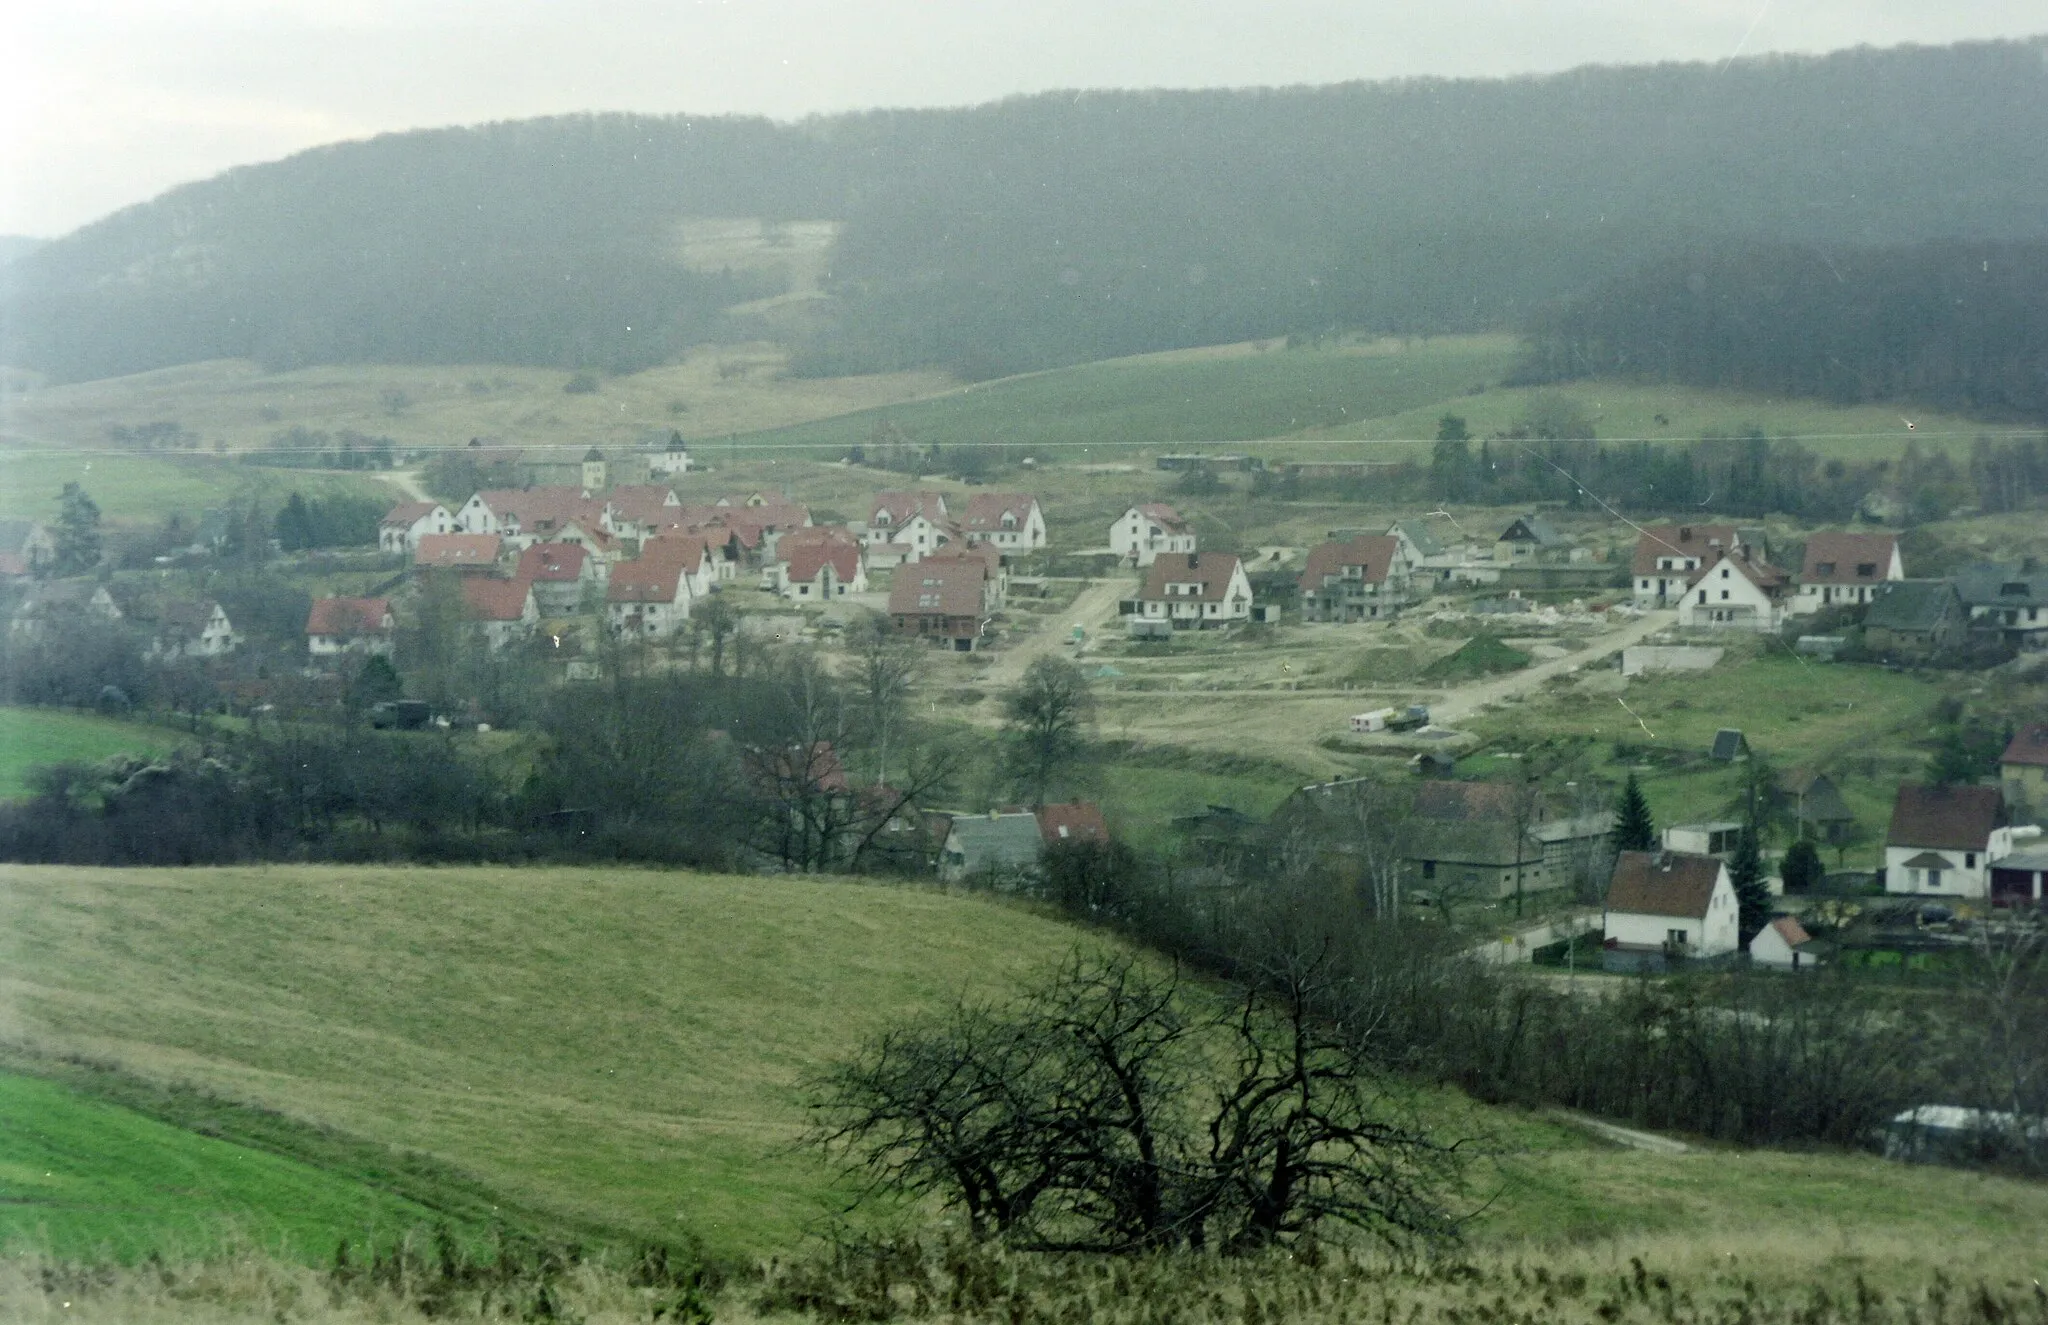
[811,951,1465,1254]
[847,611,922,785]
[1003,657,1094,806]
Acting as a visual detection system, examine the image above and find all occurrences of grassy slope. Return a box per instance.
[0,1070,454,1261]
[0,865,1114,1260]
[0,709,188,799]
[0,451,391,528]
[5,863,2046,1275]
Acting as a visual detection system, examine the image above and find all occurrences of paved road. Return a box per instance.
[1427,609,1674,726]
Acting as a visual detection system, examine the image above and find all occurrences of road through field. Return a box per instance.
[1427,609,1675,726]
[979,576,1133,692]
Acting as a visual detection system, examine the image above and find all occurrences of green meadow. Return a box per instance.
[0,708,189,799]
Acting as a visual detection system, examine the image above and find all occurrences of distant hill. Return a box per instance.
[0,236,43,266]
[4,37,2046,384]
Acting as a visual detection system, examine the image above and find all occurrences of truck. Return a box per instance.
[1385,704,1431,732]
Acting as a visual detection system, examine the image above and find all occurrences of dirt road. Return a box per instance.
[379,470,431,502]
[979,577,1134,692]
[1427,609,1674,726]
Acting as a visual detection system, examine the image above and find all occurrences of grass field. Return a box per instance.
[6,861,2046,1283]
[0,865,1116,1260]
[0,450,392,528]
[0,709,188,799]
[0,1070,454,1261]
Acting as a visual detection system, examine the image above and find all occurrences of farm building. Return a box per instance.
[1884,783,2014,899]
[1791,531,1902,615]
[1602,849,1739,972]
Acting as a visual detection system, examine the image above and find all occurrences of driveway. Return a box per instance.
[979,576,1134,691]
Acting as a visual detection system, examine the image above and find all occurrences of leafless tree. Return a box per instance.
[1003,656,1094,806]
[847,611,922,785]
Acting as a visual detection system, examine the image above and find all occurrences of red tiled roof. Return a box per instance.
[1143,552,1245,604]
[1412,781,1524,820]
[516,541,589,582]
[460,576,533,622]
[305,596,391,637]
[475,487,607,535]
[641,532,716,574]
[380,500,442,528]
[1688,549,1789,593]
[414,534,502,568]
[607,555,689,604]
[927,541,1001,574]
[869,491,949,525]
[1887,783,2003,851]
[606,485,680,527]
[781,527,863,585]
[889,559,988,618]
[0,552,28,578]
[1298,536,1398,593]
[1999,723,2048,770]
[1606,850,1726,920]
[1769,916,1813,948]
[1036,802,1108,845]
[960,493,1037,532]
[1801,532,1899,584]
[1632,525,1740,577]
[1132,503,1188,532]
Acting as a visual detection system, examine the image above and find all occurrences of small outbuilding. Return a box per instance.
[1749,915,1823,969]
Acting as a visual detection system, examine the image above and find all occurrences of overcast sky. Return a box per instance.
[4,1,2043,237]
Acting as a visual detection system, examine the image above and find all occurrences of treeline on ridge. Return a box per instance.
[1521,240,2048,421]
[4,38,2047,382]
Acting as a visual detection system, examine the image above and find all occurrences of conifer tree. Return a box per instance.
[1729,826,1771,944]
[1612,771,1656,852]
[52,482,101,575]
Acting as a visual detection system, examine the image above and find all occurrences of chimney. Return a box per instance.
[1679,526,1692,541]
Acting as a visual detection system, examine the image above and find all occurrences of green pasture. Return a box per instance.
[0,450,393,528]
[0,1070,451,1262]
[0,708,188,799]
[725,336,1523,463]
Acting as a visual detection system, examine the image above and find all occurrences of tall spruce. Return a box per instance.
[1613,771,1656,852]
[52,482,101,575]
[1729,826,1771,944]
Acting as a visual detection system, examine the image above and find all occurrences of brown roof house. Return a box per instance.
[413,533,504,573]
[1036,802,1109,847]
[889,558,995,651]
[306,597,393,658]
[1110,504,1195,568]
[1631,524,1744,608]
[958,493,1046,557]
[1749,915,1824,969]
[1792,531,1902,616]
[1675,548,1792,632]
[460,576,539,651]
[1884,783,2014,899]
[1127,552,1252,630]
[2001,723,2048,817]
[773,526,868,601]
[142,600,241,661]
[378,501,452,555]
[515,540,603,614]
[605,548,696,640]
[1395,782,1549,901]
[1298,535,1412,622]
[1862,579,1966,659]
[1603,849,1739,972]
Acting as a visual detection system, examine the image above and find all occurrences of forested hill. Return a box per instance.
[1521,240,2048,421]
[4,37,2047,384]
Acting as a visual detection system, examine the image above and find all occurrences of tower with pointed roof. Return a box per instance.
[581,447,607,495]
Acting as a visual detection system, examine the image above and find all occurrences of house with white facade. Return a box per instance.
[460,577,540,651]
[1632,524,1743,608]
[1297,535,1414,622]
[647,430,693,477]
[1127,552,1252,630]
[1602,849,1740,972]
[1792,531,1902,616]
[861,491,955,567]
[1110,505,1196,568]
[775,528,868,601]
[1676,550,1791,632]
[305,597,394,658]
[378,502,452,554]
[605,551,694,639]
[1750,916,1823,969]
[959,493,1046,558]
[144,600,241,661]
[1884,783,2013,899]
[516,541,605,614]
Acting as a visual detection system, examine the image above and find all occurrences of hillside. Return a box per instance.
[4,38,2047,384]
[6,863,2048,1275]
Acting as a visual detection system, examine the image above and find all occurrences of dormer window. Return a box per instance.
[2002,582,2028,596]
[1815,562,1836,576]
[1856,563,1876,577]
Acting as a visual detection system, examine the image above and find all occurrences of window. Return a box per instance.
[1926,868,1943,890]
[1667,928,1689,945]
[1815,561,1836,575]
[1856,562,1876,577]
[1721,590,1730,600]
[1421,861,1436,879]
[1698,590,1707,604]
[1965,853,1975,869]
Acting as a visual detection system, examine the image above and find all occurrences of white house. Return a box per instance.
[1128,552,1252,629]
[1884,783,2013,899]
[1676,550,1791,632]
[1632,524,1743,608]
[1792,531,1902,616]
[378,502,452,554]
[1602,849,1740,971]
[144,600,241,661]
[305,597,394,658]
[1750,916,1823,969]
[775,530,868,601]
[1110,504,1196,568]
[959,493,1046,557]
[647,431,693,477]
[605,553,694,639]
[461,577,540,651]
